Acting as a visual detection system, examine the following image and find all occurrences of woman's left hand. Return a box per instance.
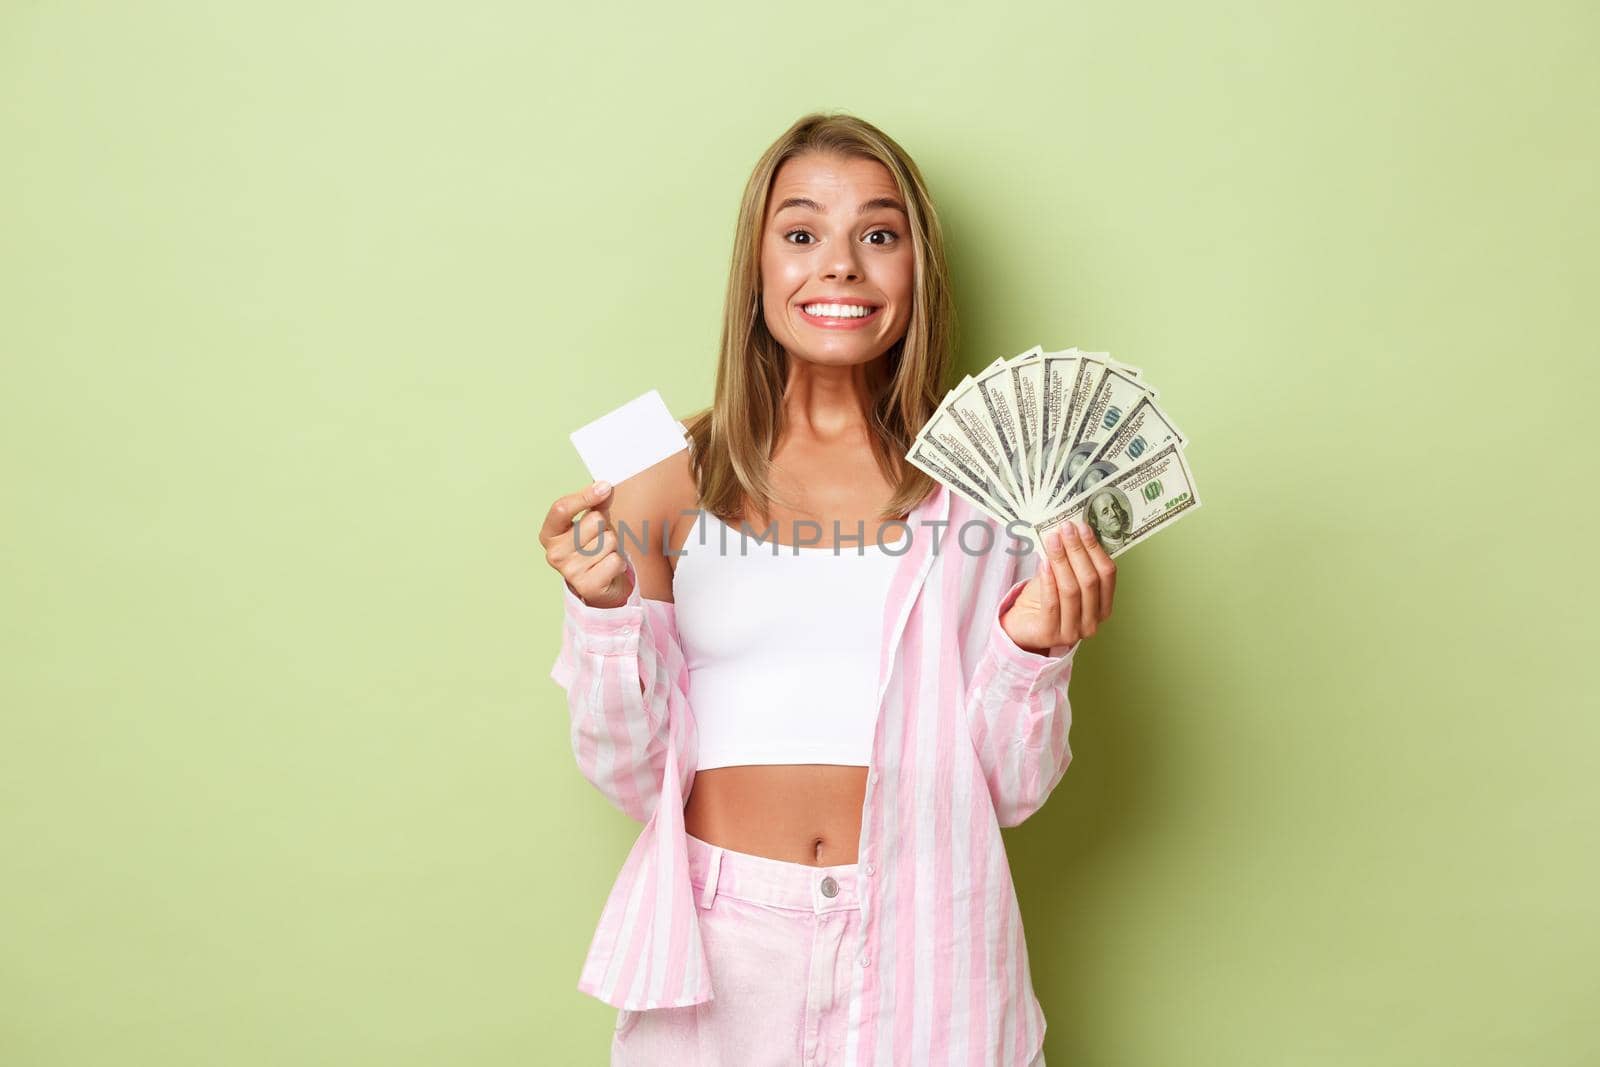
[1000,522,1117,655]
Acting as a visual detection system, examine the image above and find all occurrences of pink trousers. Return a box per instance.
[610,831,1047,1067]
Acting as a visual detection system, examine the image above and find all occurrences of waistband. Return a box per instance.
[686,830,861,915]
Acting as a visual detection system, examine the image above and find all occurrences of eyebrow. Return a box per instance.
[773,195,908,215]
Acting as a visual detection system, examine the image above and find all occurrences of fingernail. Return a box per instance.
[593,480,612,496]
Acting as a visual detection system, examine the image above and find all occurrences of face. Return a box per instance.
[760,152,915,367]
[1091,493,1125,535]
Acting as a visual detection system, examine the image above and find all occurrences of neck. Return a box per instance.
[779,354,880,441]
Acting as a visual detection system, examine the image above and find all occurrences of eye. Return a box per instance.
[864,228,899,246]
[783,229,815,245]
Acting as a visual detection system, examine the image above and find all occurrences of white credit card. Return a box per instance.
[568,389,688,486]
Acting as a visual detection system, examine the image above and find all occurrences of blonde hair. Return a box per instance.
[682,111,956,524]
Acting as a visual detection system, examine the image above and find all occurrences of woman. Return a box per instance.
[542,112,1116,1067]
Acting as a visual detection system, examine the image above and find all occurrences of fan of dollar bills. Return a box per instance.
[906,346,1201,558]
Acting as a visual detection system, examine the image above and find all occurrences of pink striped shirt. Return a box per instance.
[550,483,1078,1067]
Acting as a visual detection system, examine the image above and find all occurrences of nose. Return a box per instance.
[820,243,863,283]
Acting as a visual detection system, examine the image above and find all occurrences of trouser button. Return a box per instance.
[820,875,838,898]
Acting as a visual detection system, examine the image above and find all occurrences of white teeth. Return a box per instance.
[802,303,874,319]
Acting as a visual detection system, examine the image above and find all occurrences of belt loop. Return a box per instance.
[698,846,723,909]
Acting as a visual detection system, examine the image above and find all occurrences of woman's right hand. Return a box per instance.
[540,480,634,609]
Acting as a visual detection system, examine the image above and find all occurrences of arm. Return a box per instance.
[963,542,1079,828]
[550,552,681,823]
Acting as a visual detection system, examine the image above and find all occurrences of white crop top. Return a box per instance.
[671,510,905,771]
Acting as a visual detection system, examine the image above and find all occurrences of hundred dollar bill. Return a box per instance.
[919,414,1029,516]
[1041,362,1157,512]
[1059,393,1186,501]
[1034,440,1201,559]
[1102,353,1145,379]
[915,377,1028,515]
[936,368,1030,511]
[1035,348,1079,518]
[971,357,1030,506]
[1037,353,1111,509]
[1007,346,1045,498]
[906,436,1020,528]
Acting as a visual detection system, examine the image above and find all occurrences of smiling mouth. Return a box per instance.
[797,302,883,328]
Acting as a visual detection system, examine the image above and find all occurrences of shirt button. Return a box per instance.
[869,771,880,784]
[859,954,871,967]
[864,863,875,876]
[820,875,838,898]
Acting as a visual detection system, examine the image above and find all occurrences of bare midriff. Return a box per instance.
[683,765,868,866]
[669,508,902,868]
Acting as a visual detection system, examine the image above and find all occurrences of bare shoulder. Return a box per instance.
[607,437,700,602]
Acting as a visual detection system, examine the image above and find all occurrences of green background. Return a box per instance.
[3,2,1595,1064]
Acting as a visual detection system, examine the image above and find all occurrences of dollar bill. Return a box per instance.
[1007,346,1045,499]
[1043,364,1159,512]
[906,436,1020,528]
[916,378,1028,515]
[1058,393,1186,502]
[1035,349,1080,519]
[909,344,1199,560]
[1035,440,1201,558]
[1036,354,1111,510]
[971,357,1031,507]
[937,367,1030,510]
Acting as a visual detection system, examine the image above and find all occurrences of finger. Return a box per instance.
[588,491,640,559]
[575,509,609,555]
[573,521,614,565]
[539,480,612,548]
[556,528,597,586]
[1079,524,1117,620]
[1059,521,1101,638]
[1033,530,1061,628]
[549,508,605,570]
[570,541,628,599]
[590,485,615,525]
[1043,524,1083,643]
